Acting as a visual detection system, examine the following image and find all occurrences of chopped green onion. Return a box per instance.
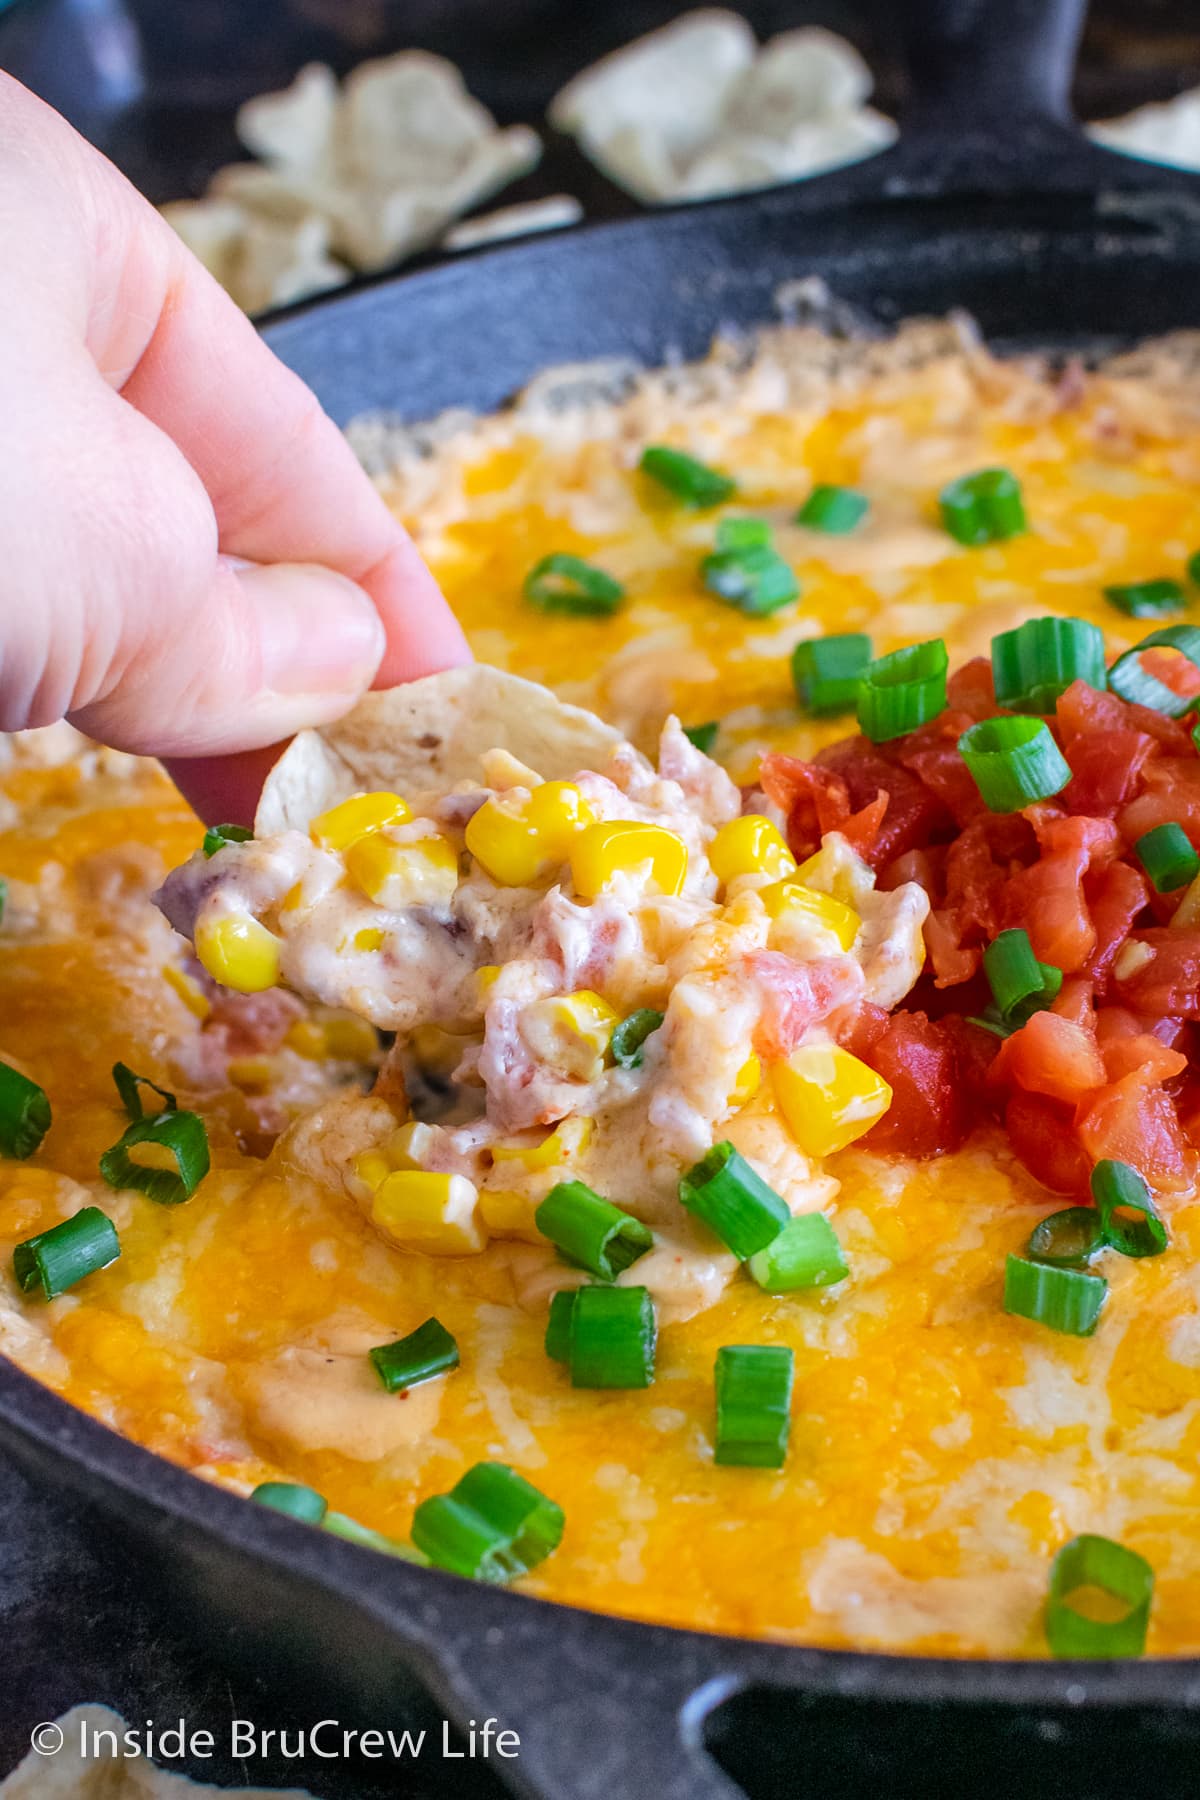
[323,1511,428,1562]
[983,928,1062,1026]
[747,1213,848,1292]
[1091,1159,1168,1259]
[965,1008,1011,1038]
[1027,1207,1105,1268]
[796,484,869,534]
[13,1206,119,1300]
[1189,550,1200,588]
[1004,1254,1107,1336]
[535,1179,652,1280]
[1104,578,1186,620]
[714,1345,794,1468]
[791,633,872,717]
[610,1008,664,1070]
[412,1461,564,1582]
[716,516,771,552]
[544,1290,577,1364]
[679,1141,790,1260]
[99,1108,210,1206]
[202,823,253,858]
[959,716,1071,812]
[1135,822,1200,894]
[1045,1534,1153,1659]
[567,1284,656,1388]
[0,1061,51,1160]
[369,1318,459,1392]
[683,721,719,755]
[523,553,625,618]
[940,468,1027,545]
[251,1481,328,1524]
[640,445,735,508]
[857,639,948,743]
[112,1061,177,1122]
[991,616,1107,714]
[701,545,799,616]
[1108,625,1200,717]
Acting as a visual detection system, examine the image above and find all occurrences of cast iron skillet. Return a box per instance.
[6,4,1200,1797]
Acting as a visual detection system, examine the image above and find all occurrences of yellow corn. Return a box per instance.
[465,781,594,886]
[349,1150,393,1199]
[491,1115,595,1171]
[708,814,797,885]
[345,833,458,910]
[759,879,860,950]
[162,963,211,1021]
[351,926,387,953]
[518,992,618,1081]
[478,1187,542,1241]
[570,821,688,900]
[387,1120,439,1170]
[311,790,411,852]
[290,1011,380,1062]
[281,882,305,914]
[728,1052,761,1109]
[371,1171,486,1255]
[475,964,502,1001]
[794,841,873,910]
[285,1019,328,1059]
[771,1044,891,1157]
[227,1055,275,1090]
[195,912,280,993]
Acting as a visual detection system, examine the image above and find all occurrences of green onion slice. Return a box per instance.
[369,1317,459,1392]
[0,1061,51,1160]
[959,716,1072,812]
[1104,578,1186,620]
[568,1284,656,1388]
[747,1213,848,1292]
[1003,1254,1107,1336]
[1027,1207,1105,1269]
[991,616,1107,714]
[792,633,872,717]
[99,1108,210,1206]
[1108,625,1200,717]
[322,1511,429,1563]
[714,1344,794,1468]
[716,516,771,552]
[1091,1159,1168,1258]
[701,545,799,617]
[940,468,1027,545]
[1189,550,1200,588]
[679,1141,790,1260]
[1134,822,1200,894]
[202,823,253,858]
[983,928,1063,1026]
[610,1008,664,1070]
[535,1179,653,1280]
[13,1206,120,1300]
[544,1290,577,1364]
[251,1481,328,1524]
[412,1461,564,1582]
[857,639,948,743]
[112,1061,177,1122]
[523,553,625,618]
[683,721,719,755]
[640,445,735,508]
[796,484,869,534]
[1045,1534,1153,1659]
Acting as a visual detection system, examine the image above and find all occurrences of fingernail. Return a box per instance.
[245,562,386,696]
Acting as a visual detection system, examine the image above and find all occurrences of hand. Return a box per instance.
[0,75,470,821]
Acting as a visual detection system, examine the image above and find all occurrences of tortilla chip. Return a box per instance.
[256,666,624,834]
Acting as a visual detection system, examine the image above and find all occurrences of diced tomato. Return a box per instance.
[859,1011,968,1157]
[1119,759,1200,849]
[1051,976,1095,1029]
[1083,860,1150,989]
[1097,1031,1187,1084]
[1002,810,1121,972]
[1141,645,1200,704]
[834,1001,889,1060]
[1075,1070,1194,1193]
[1005,1090,1092,1196]
[759,754,887,863]
[815,738,949,870]
[744,951,865,1061]
[945,656,998,720]
[877,847,939,895]
[899,739,987,829]
[1113,927,1200,1017]
[924,909,981,986]
[989,1009,1106,1106]
[1060,729,1157,817]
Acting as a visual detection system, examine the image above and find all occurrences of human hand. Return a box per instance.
[0,75,470,821]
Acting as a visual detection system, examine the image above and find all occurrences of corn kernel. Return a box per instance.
[371,1171,486,1255]
[465,781,594,886]
[728,1052,762,1109]
[345,832,458,910]
[708,815,797,885]
[285,1019,328,1059]
[162,963,211,1021]
[478,1187,542,1241]
[351,927,387,952]
[311,791,411,852]
[227,1055,275,1090]
[387,1120,440,1170]
[759,879,860,950]
[351,1150,393,1196]
[321,1013,381,1061]
[195,912,280,993]
[795,839,874,909]
[570,821,689,900]
[492,1115,595,1170]
[475,964,502,1000]
[771,1044,892,1157]
[518,992,618,1081]
[281,882,305,913]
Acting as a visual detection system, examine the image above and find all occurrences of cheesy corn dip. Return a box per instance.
[7,317,1200,1658]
